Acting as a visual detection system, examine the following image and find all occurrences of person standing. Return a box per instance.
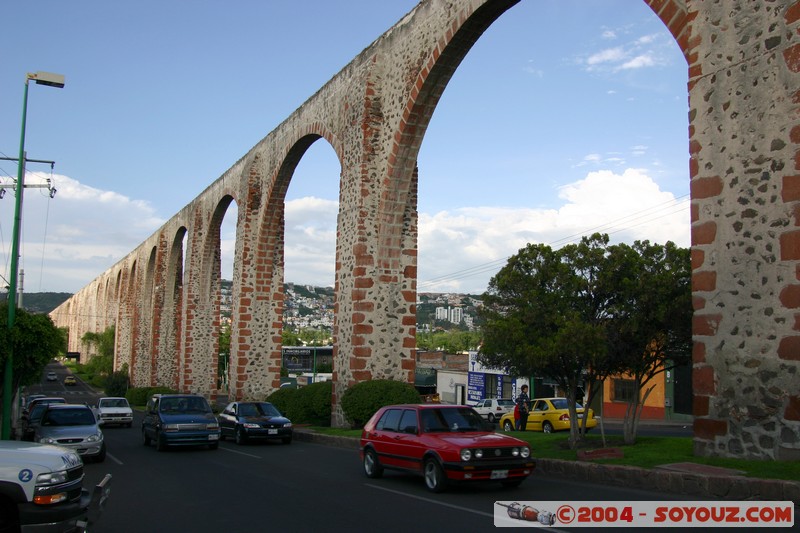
[515,384,531,431]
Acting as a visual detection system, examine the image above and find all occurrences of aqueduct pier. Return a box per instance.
[51,0,800,460]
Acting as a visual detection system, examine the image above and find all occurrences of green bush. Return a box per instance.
[104,370,129,397]
[266,387,296,416]
[266,381,332,426]
[126,386,177,407]
[341,379,421,428]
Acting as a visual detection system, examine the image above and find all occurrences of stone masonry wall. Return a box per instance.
[48,0,800,459]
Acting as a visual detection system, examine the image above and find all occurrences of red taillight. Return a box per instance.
[559,414,569,421]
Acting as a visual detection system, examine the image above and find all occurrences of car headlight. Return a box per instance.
[511,447,520,457]
[521,446,531,458]
[460,449,472,461]
[163,424,179,431]
[86,433,101,442]
[36,470,68,486]
[206,422,219,430]
[242,423,260,429]
[39,437,57,445]
[283,422,292,428]
[474,449,484,459]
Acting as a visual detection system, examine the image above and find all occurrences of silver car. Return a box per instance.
[36,404,106,462]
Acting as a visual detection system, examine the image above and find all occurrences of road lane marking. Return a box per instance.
[106,452,123,465]
[218,446,262,459]
[366,484,493,517]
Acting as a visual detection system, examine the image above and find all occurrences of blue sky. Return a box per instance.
[0,1,689,296]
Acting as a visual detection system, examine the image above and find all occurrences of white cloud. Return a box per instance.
[11,169,688,297]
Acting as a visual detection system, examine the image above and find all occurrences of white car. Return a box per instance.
[96,397,134,427]
[46,371,58,382]
[473,398,515,422]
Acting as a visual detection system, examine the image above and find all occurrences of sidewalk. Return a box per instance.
[293,427,800,505]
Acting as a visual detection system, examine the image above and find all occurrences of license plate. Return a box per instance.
[268,429,278,435]
[490,470,508,479]
[209,434,220,441]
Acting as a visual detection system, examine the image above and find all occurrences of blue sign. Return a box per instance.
[18,469,32,483]
[467,372,485,403]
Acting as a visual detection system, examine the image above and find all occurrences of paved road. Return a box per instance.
[20,363,796,532]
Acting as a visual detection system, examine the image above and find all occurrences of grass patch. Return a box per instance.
[307,426,800,482]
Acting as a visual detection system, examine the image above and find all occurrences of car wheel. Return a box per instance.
[503,419,514,432]
[363,449,383,479]
[235,426,247,445]
[142,428,151,446]
[488,413,496,423]
[542,421,554,434]
[156,432,168,452]
[423,458,447,493]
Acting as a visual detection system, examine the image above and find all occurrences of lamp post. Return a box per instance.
[2,71,65,440]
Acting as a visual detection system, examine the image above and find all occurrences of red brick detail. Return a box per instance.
[693,313,722,336]
[780,284,800,309]
[691,249,705,269]
[403,337,416,348]
[785,396,800,421]
[693,296,706,310]
[694,418,728,439]
[794,313,800,331]
[352,371,373,381]
[352,346,371,358]
[787,2,800,25]
[691,203,700,223]
[692,222,717,245]
[353,324,373,335]
[691,176,723,199]
[778,336,800,360]
[693,394,709,417]
[780,230,800,260]
[350,357,367,370]
[692,342,706,364]
[784,43,800,73]
[692,271,716,292]
[784,175,800,202]
[693,365,716,395]
[354,277,374,289]
[352,312,366,324]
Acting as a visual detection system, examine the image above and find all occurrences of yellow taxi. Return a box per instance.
[499,397,597,433]
[64,375,77,386]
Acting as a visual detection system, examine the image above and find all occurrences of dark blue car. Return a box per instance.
[141,394,220,451]
[217,401,293,445]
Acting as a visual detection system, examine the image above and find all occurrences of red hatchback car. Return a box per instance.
[360,404,535,493]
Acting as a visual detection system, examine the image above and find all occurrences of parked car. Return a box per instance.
[20,402,49,441]
[46,371,58,382]
[96,397,133,427]
[35,404,106,462]
[499,397,598,433]
[23,396,66,417]
[64,375,77,386]
[217,401,292,444]
[360,404,535,493]
[472,398,515,422]
[141,394,220,451]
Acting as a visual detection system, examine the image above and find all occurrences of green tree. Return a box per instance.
[604,240,692,444]
[81,325,115,382]
[0,303,66,414]
[478,235,610,448]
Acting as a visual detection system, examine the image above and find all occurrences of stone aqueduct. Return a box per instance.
[50,0,800,460]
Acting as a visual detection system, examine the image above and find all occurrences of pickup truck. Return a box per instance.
[0,440,111,532]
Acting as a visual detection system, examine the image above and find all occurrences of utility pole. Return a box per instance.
[2,71,64,440]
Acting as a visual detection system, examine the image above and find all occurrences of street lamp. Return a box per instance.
[2,71,65,440]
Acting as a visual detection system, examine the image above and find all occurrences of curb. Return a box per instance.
[293,429,799,504]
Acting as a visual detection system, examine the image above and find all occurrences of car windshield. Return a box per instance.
[550,399,583,410]
[160,397,210,413]
[238,402,281,417]
[497,400,515,407]
[421,407,486,433]
[42,409,96,426]
[100,399,129,408]
[29,404,48,422]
